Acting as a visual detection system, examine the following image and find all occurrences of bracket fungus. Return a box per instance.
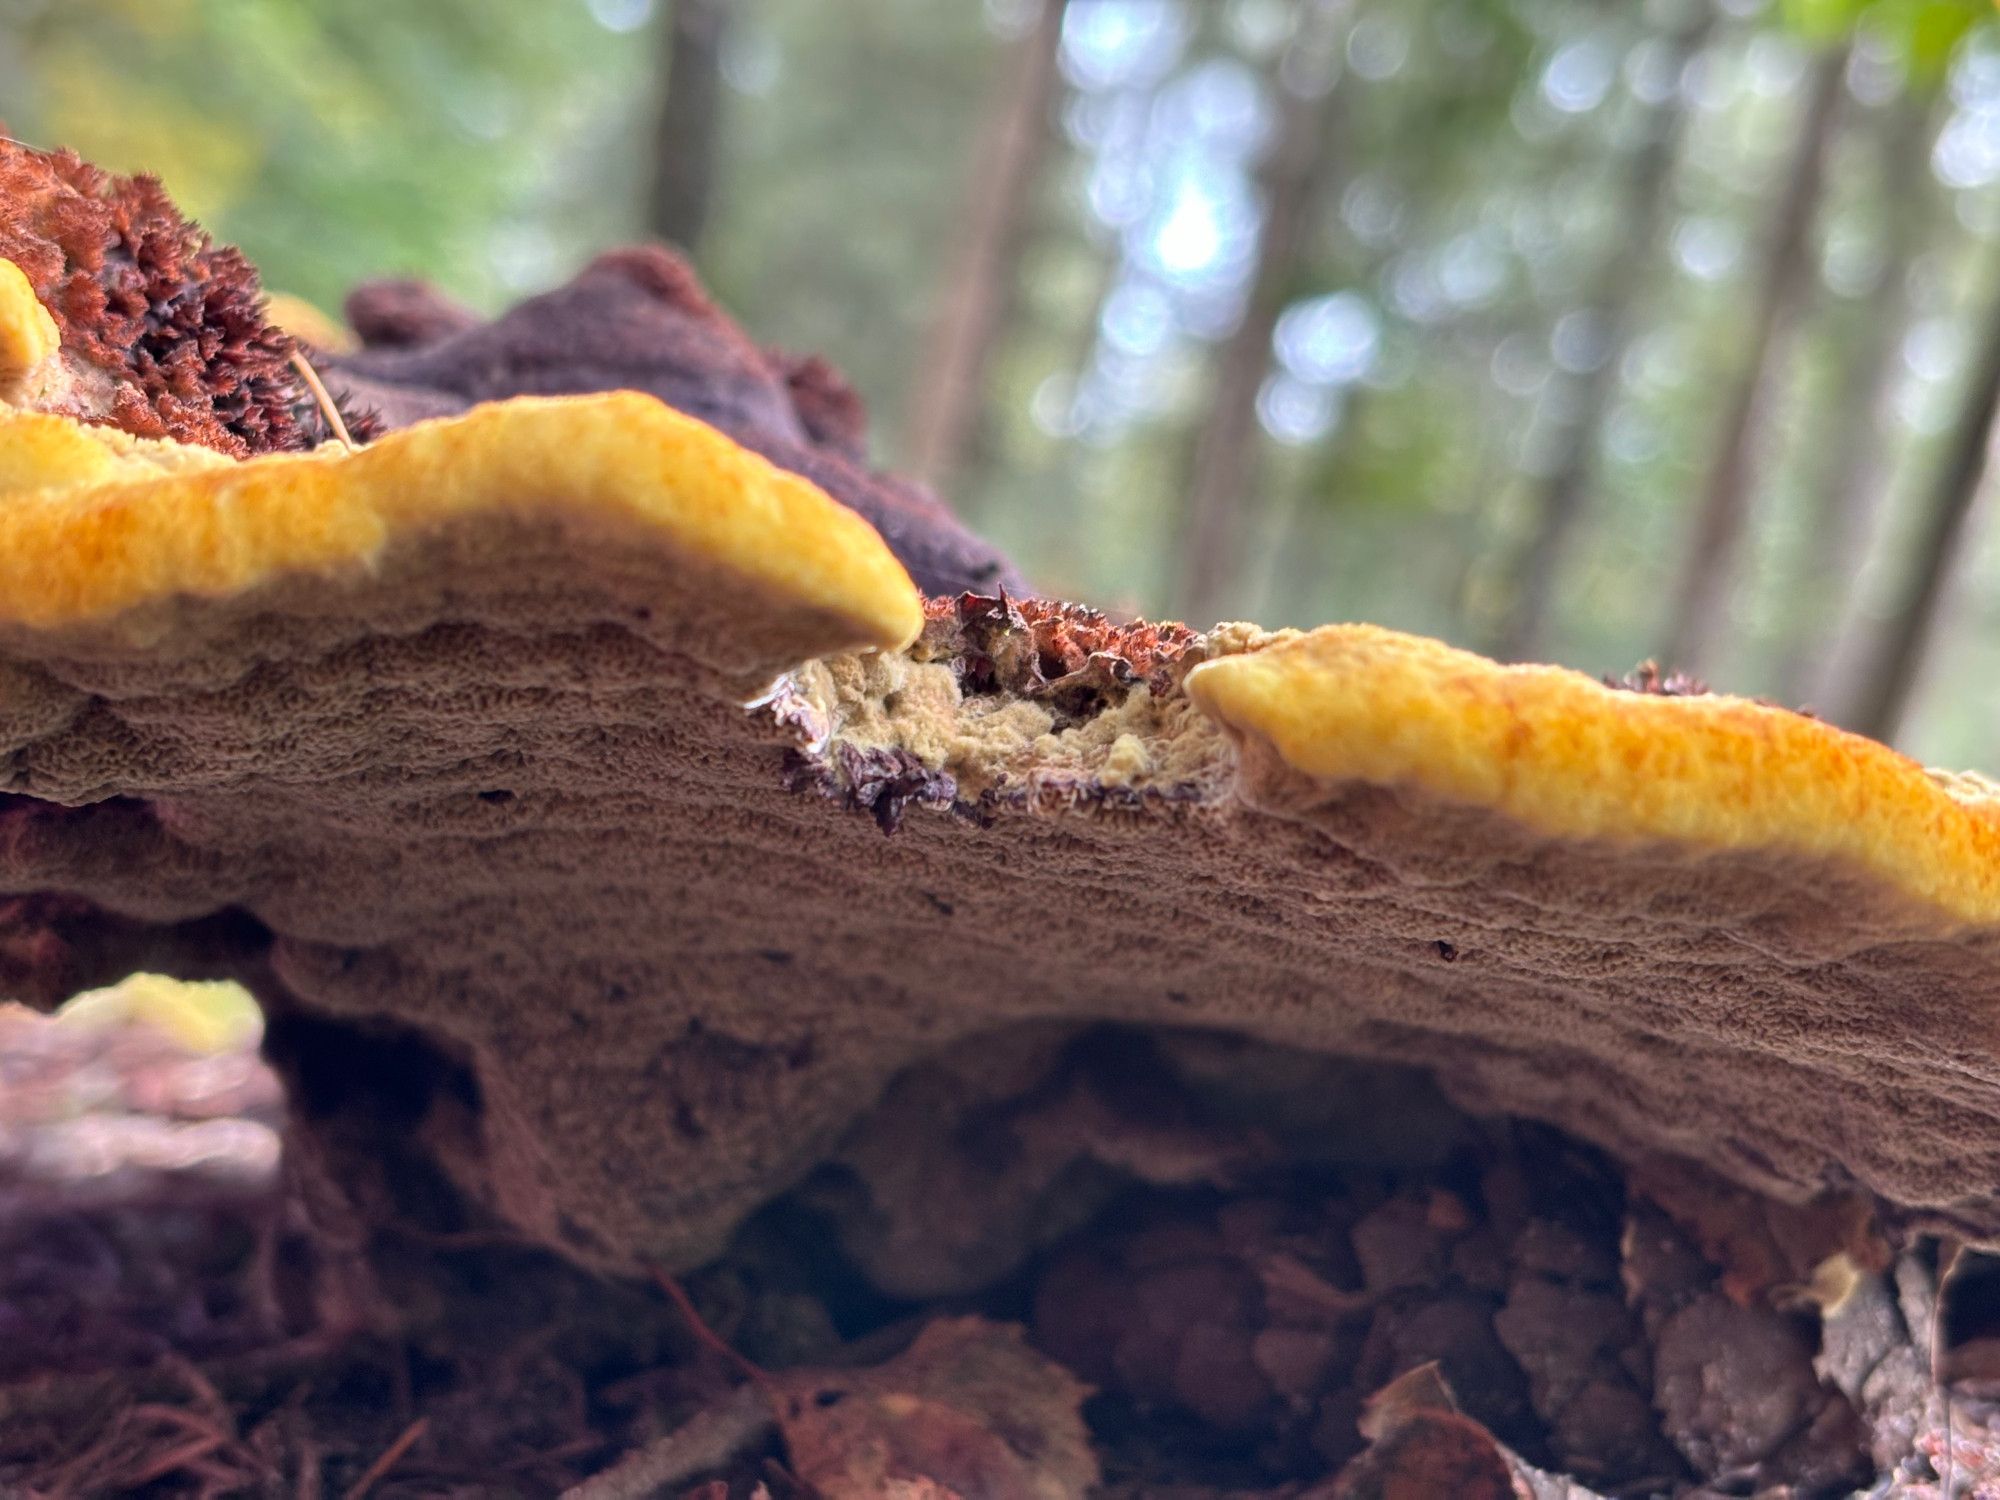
[2,141,2000,1316]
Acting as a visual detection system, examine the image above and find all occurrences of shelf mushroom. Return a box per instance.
[2,140,1999,1289]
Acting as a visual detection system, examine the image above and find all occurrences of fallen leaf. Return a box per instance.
[772,1317,1096,1500]
[1329,1365,1520,1500]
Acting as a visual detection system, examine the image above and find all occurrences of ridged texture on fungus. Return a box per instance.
[322,245,1023,598]
[1,395,1999,1272]
[0,143,355,454]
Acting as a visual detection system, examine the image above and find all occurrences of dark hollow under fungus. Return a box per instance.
[4,140,2000,1496]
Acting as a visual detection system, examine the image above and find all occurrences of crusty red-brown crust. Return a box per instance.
[0,141,360,453]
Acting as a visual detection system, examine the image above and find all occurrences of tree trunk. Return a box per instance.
[1655,40,1848,675]
[899,0,1068,494]
[1775,88,1938,706]
[1175,0,1349,626]
[1838,249,2000,744]
[647,0,732,256]
[1489,4,1712,662]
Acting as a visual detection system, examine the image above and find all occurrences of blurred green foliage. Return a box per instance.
[6,0,2000,766]
[1785,0,1983,79]
[0,0,645,309]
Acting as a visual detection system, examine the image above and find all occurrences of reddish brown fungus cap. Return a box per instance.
[323,243,1022,598]
[0,163,1999,1280]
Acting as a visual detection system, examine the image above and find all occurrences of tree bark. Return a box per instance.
[647,0,733,257]
[1656,41,1848,675]
[1489,4,1712,662]
[1175,0,1348,626]
[1775,88,1939,706]
[1839,248,2000,744]
[899,0,1069,494]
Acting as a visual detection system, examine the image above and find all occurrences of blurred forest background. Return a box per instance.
[4,0,2000,765]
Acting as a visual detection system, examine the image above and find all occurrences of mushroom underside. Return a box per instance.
[1,546,1997,1280]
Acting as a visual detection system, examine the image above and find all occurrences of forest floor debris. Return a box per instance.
[2,1001,1997,1498]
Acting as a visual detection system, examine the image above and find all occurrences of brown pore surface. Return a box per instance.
[3,537,2000,1280]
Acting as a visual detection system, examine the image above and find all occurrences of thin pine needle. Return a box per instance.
[647,1265,785,1411]
[339,1415,428,1500]
[290,350,357,450]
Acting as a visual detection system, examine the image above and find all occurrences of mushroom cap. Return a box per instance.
[3,246,2000,1274]
[1187,626,2000,925]
[321,245,1023,598]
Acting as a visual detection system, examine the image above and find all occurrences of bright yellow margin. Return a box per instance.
[1187,623,2000,927]
[10,259,1994,926]
[0,392,923,652]
[0,259,59,391]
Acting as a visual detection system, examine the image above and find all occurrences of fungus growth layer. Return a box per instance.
[1,298,2000,1283]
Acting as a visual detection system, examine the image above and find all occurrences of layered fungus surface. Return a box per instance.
[4,140,2000,1496]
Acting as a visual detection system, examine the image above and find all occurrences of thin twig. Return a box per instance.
[290,350,356,450]
[121,1434,227,1489]
[1935,1239,1966,1498]
[648,1266,783,1409]
[558,1384,774,1500]
[159,1351,232,1428]
[294,1431,322,1500]
[339,1415,428,1500]
[122,1404,238,1450]
[44,1404,235,1497]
